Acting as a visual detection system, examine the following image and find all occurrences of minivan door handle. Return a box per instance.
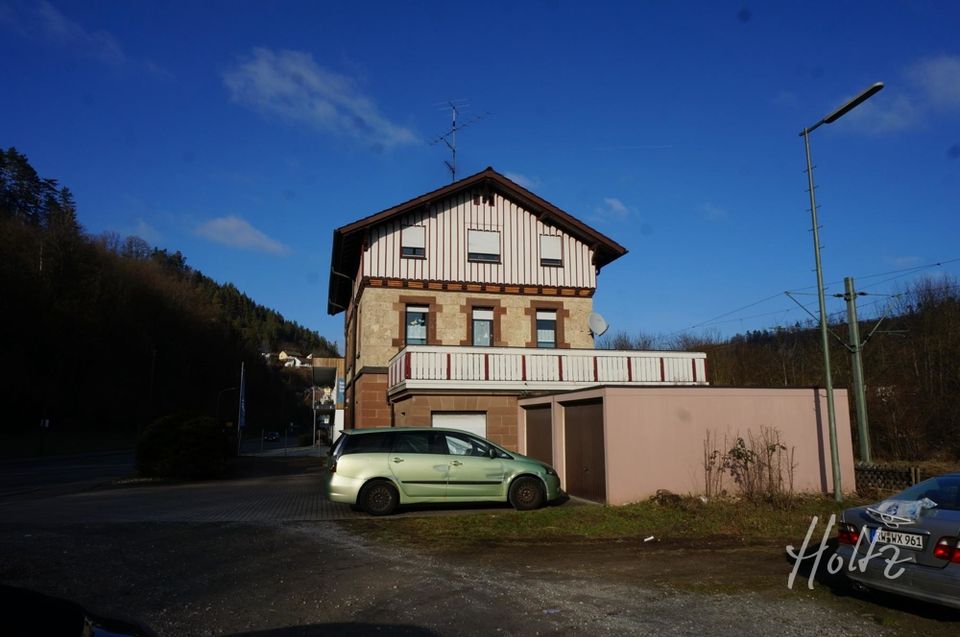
[392,457,404,463]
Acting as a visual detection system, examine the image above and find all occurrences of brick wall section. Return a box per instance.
[352,372,392,428]
[391,394,519,450]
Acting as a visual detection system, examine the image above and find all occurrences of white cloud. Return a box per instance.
[841,94,923,134]
[195,216,291,256]
[700,202,729,221]
[908,55,960,110]
[602,197,629,217]
[223,48,418,151]
[504,171,541,190]
[590,197,631,224]
[1,1,169,75]
[35,0,125,64]
[129,219,161,244]
[834,54,960,135]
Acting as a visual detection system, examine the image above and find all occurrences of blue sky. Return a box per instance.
[2,1,959,351]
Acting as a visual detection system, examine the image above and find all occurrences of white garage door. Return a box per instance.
[431,412,487,438]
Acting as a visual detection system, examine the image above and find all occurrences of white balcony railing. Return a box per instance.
[387,345,708,395]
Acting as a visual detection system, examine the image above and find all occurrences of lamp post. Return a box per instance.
[800,81,883,502]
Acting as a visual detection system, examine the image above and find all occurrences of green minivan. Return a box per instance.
[323,427,562,515]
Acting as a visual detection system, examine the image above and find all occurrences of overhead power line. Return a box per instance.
[667,257,960,336]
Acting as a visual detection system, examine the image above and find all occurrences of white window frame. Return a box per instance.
[401,225,426,258]
[540,235,563,267]
[405,305,429,345]
[472,308,494,347]
[536,310,557,348]
[467,229,501,263]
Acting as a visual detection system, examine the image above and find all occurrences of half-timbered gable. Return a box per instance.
[361,190,598,290]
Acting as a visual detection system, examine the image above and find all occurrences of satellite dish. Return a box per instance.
[588,312,609,337]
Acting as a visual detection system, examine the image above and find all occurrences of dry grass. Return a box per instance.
[344,494,869,549]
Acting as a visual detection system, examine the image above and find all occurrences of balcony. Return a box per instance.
[387,345,708,396]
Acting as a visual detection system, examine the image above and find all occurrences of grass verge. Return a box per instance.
[346,495,869,549]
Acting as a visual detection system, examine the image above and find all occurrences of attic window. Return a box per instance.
[540,235,562,267]
[401,225,426,258]
[473,192,495,206]
[467,229,500,263]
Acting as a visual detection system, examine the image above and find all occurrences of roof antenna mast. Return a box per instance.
[430,100,488,182]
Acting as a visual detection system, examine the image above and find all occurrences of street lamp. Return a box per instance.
[800,81,883,502]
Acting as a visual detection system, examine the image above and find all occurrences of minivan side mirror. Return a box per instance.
[488,446,498,459]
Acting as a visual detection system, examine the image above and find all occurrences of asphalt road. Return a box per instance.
[0,449,134,501]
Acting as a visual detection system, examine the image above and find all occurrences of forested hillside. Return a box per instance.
[600,277,960,461]
[0,147,337,438]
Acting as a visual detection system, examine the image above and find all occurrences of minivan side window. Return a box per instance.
[443,432,491,457]
[392,431,446,454]
[342,432,393,455]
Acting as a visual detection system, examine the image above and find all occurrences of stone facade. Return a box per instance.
[352,286,595,371]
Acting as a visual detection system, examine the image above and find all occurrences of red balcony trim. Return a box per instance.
[558,356,564,381]
[404,352,411,380]
[659,357,665,382]
[627,357,633,382]
[692,359,698,382]
[446,353,451,380]
[484,353,489,381]
[593,357,599,382]
[521,355,527,381]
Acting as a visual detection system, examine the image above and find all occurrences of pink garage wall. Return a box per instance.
[518,387,855,505]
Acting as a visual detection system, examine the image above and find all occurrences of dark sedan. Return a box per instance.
[836,473,960,609]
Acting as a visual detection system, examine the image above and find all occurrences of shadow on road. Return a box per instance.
[231,455,325,479]
[231,624,440,637]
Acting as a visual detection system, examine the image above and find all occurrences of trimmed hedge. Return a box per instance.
[136,413,231,479]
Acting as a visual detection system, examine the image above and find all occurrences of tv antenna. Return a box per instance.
[430,100,489,182]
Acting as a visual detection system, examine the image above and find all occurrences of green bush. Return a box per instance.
[136,413,231,479]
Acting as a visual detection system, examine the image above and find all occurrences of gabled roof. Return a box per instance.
[327,167,627,315]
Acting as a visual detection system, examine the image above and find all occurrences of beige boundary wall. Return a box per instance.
[518,386,855,505]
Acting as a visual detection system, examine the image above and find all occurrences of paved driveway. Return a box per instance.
[0,452,364,524]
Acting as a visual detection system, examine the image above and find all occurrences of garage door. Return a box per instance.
[524,406,553,465]
[563,400,605,502]
[431,412,486,438]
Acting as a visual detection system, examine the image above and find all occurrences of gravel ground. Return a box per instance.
[3,519,954,637]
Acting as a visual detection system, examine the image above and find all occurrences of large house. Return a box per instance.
[327,167,707,450]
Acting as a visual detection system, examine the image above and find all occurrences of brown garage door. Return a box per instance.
[563,400,605,502]
[524,406,552,465]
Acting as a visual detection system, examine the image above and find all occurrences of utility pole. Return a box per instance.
[843,277,872,464]
[312,385,317,448]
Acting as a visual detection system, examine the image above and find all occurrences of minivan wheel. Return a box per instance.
[509,477,545,511]
[360,480,399,516]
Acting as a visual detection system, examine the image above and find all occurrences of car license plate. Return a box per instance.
[870,528,925,550]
